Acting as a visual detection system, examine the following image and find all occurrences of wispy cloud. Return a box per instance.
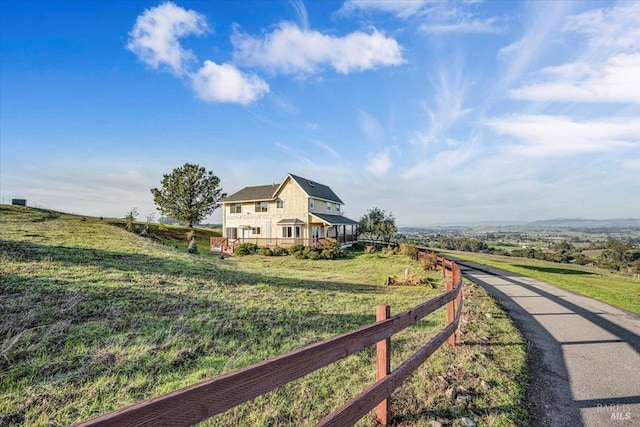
[289,0,309,31]
[358,110,385,146]
[563,2,640,50]
[487,115,639,157]
[336,0,430,19]
[305,122,320,130]
[338,0,505,34]
[408,64,472,148]
[509,3,640,105]
[231,22,404,75]
[495,2,572,93]
[126,1,208,75]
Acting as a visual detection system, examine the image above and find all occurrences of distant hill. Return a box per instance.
[527,218,640,228]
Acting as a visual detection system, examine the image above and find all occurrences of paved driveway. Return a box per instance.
[455,260,640,427]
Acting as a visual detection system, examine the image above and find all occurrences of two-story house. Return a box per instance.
[219,173,358,248]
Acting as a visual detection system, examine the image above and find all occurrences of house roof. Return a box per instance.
[286,174,344,204]
[222,184,279,203]
[223,173,345,205]
[311,213,359,226]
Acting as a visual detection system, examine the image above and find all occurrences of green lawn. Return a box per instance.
[1,206,527,426]
[439,250,640,314]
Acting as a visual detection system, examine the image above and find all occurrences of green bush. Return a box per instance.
[259,247,273,256]
[323,238,341,250]
[294,250,307,259]
[234,243,258,256]
[272,246,287,256]
[302,246,318,258]
[307,251,321,260]
[399,243,418,259]
[351,242,365,251]
[288,244,305,255]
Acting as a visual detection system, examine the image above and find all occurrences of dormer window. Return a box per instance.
[326,202,331,211]
[336,204,340,212]
[309,199,315,209]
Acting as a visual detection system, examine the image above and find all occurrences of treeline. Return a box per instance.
[401,236,640,273]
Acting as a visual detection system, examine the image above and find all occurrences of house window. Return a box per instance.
[251,227,261,235]
[326,202,331,211]
[336,204,340,212]
[276,199,284,209]
[309,199,314,209]
[254,201,268,212]
[226,227,238,239]
[282,226,301,238]
[230,204,242,214]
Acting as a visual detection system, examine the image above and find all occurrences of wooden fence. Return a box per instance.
[75,251,463,427]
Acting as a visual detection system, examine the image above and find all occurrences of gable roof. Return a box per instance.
[223,173,344,204]
[222,184,279,203]
[285,173,344,204]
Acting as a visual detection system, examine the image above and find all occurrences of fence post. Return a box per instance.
[447,281,456,347]
[376,304,391,425]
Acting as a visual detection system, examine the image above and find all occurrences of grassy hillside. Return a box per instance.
[1,205,527,426]
[439,250,640,314]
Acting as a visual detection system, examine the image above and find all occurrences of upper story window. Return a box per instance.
[276,199,284,209]
[326,202,331,211]
[309,199,315,209]
[230,203,242,214]
[254,201,268,213]
[336,204,340,212]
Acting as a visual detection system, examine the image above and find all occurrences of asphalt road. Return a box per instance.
[454,259,640,427]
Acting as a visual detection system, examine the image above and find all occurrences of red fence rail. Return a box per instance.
[75,250,463,427]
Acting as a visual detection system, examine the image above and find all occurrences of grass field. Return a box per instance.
[438,250,640,314]
[1,205,527,426]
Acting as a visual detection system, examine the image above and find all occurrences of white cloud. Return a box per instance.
[487,115,639,157]
[305,122,320,130]
[365,151,391,176]
[336,0,430,19]
[510,53,640,104]
[563,2,640,50]
[231,22,404,75]
[191,60,269,105]
[126,1,208,75]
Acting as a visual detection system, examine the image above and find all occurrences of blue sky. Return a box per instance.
[1,0,638,226]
